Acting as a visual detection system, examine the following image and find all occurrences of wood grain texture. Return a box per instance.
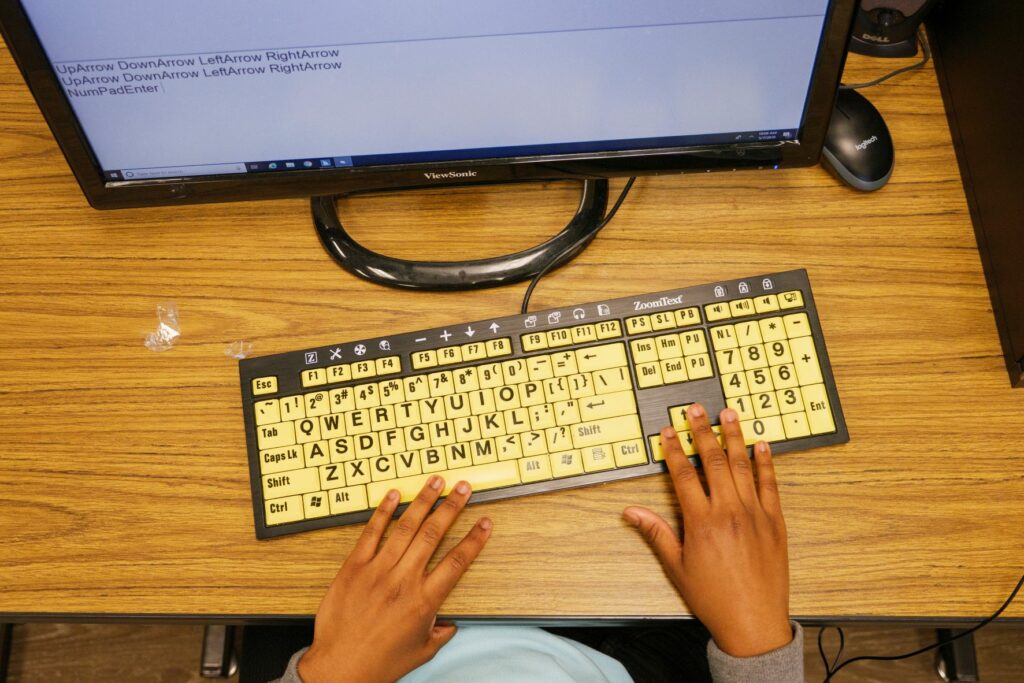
[0,37,1022,620]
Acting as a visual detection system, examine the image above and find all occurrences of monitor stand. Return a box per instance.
[311,179,608,290]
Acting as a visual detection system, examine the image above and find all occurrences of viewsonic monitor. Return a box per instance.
[0,1,857,287]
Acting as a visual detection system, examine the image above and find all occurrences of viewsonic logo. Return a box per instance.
[423,170,478,180]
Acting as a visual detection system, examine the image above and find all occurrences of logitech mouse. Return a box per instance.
[821,88,894,191]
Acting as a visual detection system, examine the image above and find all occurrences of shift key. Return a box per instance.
[571,415,642,449]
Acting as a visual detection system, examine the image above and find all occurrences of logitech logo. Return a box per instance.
[423,170,478,180]
[856,135,879,151]
[633,295,684,311]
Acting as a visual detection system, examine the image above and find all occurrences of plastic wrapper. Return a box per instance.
[143,302,181,352]
[225,340,254,359]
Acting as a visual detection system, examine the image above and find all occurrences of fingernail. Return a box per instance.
[623,509,639,525]
[756,441,768,454]
[661,426,677,440]
[387,490,399,502]
[429,475,443,490]
[456,481,470,495]
[688,403,704,418]
[479,518,493,530]
[721,408,737,423]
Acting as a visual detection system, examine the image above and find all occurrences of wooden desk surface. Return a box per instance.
[1,41,1022,621]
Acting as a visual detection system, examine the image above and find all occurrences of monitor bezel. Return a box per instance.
[0,0,857,209]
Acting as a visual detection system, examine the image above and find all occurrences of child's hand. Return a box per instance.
[623,403,792,658]
[299,477,492,683]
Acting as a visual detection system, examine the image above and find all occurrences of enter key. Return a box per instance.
[578,390,638,421]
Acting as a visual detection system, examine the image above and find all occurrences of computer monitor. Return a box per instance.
[0,1,856,287]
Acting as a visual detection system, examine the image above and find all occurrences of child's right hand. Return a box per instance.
[623,403,793,657]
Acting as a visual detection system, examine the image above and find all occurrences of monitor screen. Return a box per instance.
[17,1,833,183]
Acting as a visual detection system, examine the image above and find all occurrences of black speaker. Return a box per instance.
[849,0,939,57]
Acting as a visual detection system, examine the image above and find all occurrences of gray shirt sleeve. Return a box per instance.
[271,646,308,683]
[707,622,805,683]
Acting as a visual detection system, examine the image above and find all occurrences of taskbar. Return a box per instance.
[103,128,797,181]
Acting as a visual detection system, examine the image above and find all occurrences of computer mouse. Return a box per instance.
[821,88,894,191]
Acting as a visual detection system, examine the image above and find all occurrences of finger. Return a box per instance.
[687,404,737,504]
[427,622,458,655]
[659,426,708,517]
[622,506,684,575]
[377,475,445,566]
[350,489,400,563]
[720,408,757,508]
[753,441,783,517]
[399,480,474,571]
[424,517,493,602]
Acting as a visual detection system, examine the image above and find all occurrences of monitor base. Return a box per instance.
[312,179,609,291]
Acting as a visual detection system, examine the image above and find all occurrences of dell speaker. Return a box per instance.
[849,0,939,57]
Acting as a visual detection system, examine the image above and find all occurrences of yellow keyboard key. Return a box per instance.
[254,399,280,426]
[519,454,553,483]
[739,416,786,444]
[304,391,330,417]
[789,337,824,385]
[352,360,376,380]
[674,307,701,327]
[487,338,512,357]
[754,294,779,313]
[715,348,744,374]
[686,354,713,379]
[608,439,644,467]
[552,350,578,377]
[595,321,622,339]
[650,311,676,331]
[579,390,637,421]
[258,421,296,449]
[303,492,331,519]
[661,358,688,384]
[777,387,803,413]
[765,339,793,365]
[782,412,811,439]
[550,450,584,478]
[649,435,664,461]
[759,317,787,342]
[783,313,811,338]
[735,320,763,346]
[438,346,462,365]
[779,290,804,309]
[729,298,755,317]
[301,368,327,388]
[527,355,554,381]
[746,368,773,392]
[630,338,659,363]
[655,334,683,359]
[375,356,401,375]
[576,343,628,372]
[262,467,320,500]
[328,364,351,383]
[741,344,769,370]
[412,350,437,369]
[668,404,693,432]
[680,329,708,355]
[635,361,663,388]
[366,461,521,506]
[252,376,278,396]
[710,325,738,350]
[259,445,303,475]
[752,391,780,417]
[265,495,303,525]
[626,315,652,335]
[704,302,731,322]
[722,372,748,398]
[726,395,755,420]
[593,367,632,393]
[461,342,486,361]
[771,363,799,389]
[571,415,642,449]
[802,383,836,434]
[582,444,617,472]
[548,328,573,348]
[327,486,369,515]
[522,332,548,352]
[572,325,597,343]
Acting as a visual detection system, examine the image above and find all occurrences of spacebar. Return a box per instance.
[366,462,522,507]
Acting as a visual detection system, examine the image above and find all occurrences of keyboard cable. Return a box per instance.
[520,176,637,315]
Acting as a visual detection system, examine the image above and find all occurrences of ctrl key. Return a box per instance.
[265,495,303,526]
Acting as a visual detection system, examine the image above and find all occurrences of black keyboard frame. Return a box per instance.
[239,269,848,538]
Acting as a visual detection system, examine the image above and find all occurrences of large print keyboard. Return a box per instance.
[239,269,847,538]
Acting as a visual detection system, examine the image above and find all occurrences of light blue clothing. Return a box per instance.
[398,626,632,683]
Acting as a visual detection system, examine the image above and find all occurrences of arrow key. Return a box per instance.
[579,390,637,421]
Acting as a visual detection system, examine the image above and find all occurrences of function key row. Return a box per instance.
[521,321,621,352]
[704,291,804,322]
[412,337,512,370]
